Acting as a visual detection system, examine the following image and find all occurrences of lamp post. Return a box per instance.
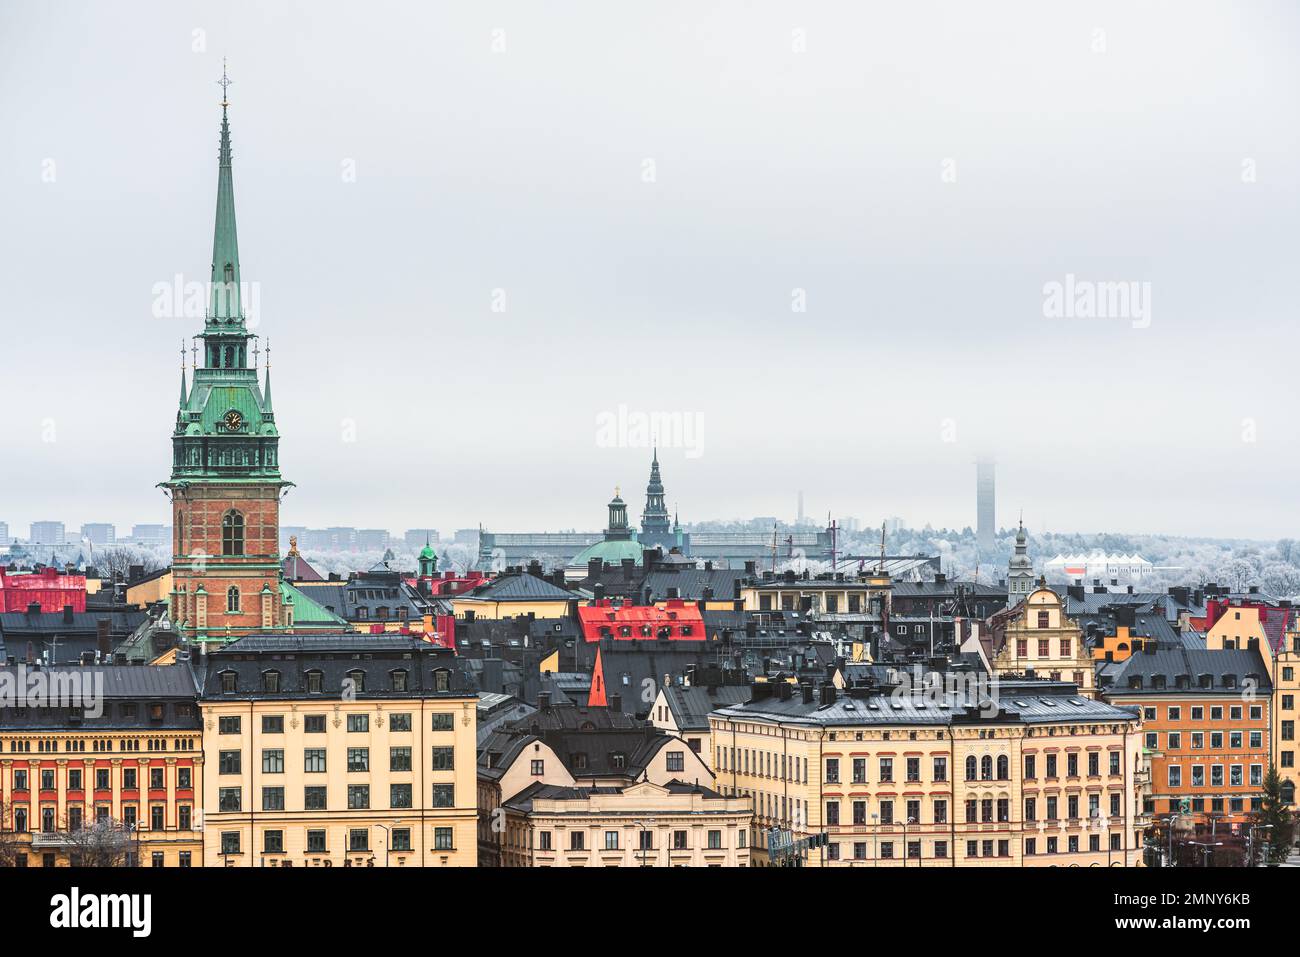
[373,820,403,868]
[1188,839,1222,868]
[634,819,653,867]
[1247,824,1273,867]
[871,812,879,867]
[1164,814,1178,868]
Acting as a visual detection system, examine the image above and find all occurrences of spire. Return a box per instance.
[262,338,273,409]
[588,646,608,707]
[178,342,188,406]
[209,60,242,322]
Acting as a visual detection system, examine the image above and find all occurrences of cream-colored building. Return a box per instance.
[739,572,891,616]
[710,678,1144,867]
[200,635,478,867]
[500,779,752,867]
[992,586,1096,697]
[451,573,576,621]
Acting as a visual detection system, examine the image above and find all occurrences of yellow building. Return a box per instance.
[709,677,1144,866]
[0,664,203,867]
[500,779,752,866]
[993,586,1096,697]
[452,573,576,622]
[199,635,477,867]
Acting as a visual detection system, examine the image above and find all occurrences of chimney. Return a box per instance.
[538,691,552,710]
[621,558,636,578]
[777,682,792,701]
[704,561,713,572]
[588,558,602,579]
[609,693,622,712]
[819,684,837,706]
[593,583,605,602]
[642,549,658,572]
[96,619,111,660]
[801,684,814,704]
[26,602,40,616]
[63,604,74,624]
[935,572,947,585]
[744,561,756,575]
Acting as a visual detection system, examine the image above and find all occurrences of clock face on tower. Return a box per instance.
[223,410,244,431]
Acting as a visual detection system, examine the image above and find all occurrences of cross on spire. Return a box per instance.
[217,58,233,106]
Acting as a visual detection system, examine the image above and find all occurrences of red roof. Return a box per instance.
[0,567,86,613]
[577,598,706,643]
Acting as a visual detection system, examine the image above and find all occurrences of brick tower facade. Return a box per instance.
[164,73,294,645]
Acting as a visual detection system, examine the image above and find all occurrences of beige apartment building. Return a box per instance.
[739,572,892,616]
[200,635,478,866]
[500,779,752,867]
[709,677,1144,867]
[992,586,1096,696]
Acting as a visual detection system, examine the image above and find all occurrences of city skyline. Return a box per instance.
[3,1,1298,541]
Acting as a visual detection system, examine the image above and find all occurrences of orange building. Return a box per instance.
[1101,645,1270,832]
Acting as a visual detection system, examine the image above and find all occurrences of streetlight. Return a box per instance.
[902,817,916,868]
[1247,824,1274,867]
[1188,840,1222,868]
[633,819,653,867]
[1164,814,1178,868]
[372,820,403,868]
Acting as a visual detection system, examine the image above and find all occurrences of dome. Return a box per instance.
[568,536,644,570]
[418,543,437,561]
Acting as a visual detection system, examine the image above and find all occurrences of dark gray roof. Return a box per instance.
[0,663,198,697]
[503,778,727,813]
[465,574,575,602]
[660,684,753,731]
[1102,646,1271,695]
[715,687,1138,728]
[642,569,749,602]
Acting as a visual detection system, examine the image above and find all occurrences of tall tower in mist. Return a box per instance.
[976,458,996,558]
[165,71,292,644]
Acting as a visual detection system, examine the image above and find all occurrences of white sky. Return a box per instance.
[1,0,1297,539]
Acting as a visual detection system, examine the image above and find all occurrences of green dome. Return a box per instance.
[568,536,644,569]
[419,543,437,560]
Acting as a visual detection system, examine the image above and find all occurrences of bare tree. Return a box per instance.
[93,546,163,584]
[62,816,136,867]
[0,802,25,867]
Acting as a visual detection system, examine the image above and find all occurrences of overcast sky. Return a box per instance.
[1,0,1297,541]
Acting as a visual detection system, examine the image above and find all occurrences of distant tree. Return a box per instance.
[1278,539,1297,564]
[1261,564,1300,599]
[1247,766,1296,866]
[94,546,164,583]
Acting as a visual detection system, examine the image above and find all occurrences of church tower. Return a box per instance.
[1007,517,1035,607]
[639,448,673,549]
[164,69,293,645]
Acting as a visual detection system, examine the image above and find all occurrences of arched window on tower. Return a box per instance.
[981,755,993,781]
[222,509,245,556]
[226,586,240,613]
[997,754,1009,780]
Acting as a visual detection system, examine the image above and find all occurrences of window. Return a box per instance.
[218,788,241,812]
[226,586,241,613]
[349,829,369,852]
[304,714,326,733]
[879,757,893,782]
[262,715,284,734]
[306,830,327,853]
[262,787,285,811]
[347,713,369,733]
[673,830,688,850]
[347,748,369,772]
[666,751,685,773]
[432,784,454,807]
[431,713,454,731]
[347,785,370,809]
[305,672,324,695]
[261,670,280,693]
[304,748,327,773]
[390,712,412,732]
[221,509,245,555]
[150,767,164,789]
[218,715,241,734]
[570,831,585,851]
[390,670,408,692]
[391,828,412,852]
[391,783,413,808]
[906,757,921,782]
[304,786,327,810]
[605,831,620,850]
[431,747,455,771]
[933,757,947,782]
[826,757,840,784]
[262,749,284,774]
[178,767,193,789]
[221,832,241,855]
[219,750,241,774]
[390,747,412,772]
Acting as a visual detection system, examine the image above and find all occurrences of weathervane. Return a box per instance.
[217,58,233,106]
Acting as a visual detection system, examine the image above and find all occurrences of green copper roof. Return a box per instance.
[281,581,348,627]
[568,536,644,569]
[209,103,242,322]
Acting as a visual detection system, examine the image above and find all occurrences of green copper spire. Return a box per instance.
[178,342,188,406]
[209,62,241,322]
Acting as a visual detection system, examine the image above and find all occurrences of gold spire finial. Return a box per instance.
[614,485,621,499]
[217,58,233,107]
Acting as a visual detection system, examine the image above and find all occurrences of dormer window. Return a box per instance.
[390,669,408,692]
[305,670,324,694]
[220,671,238,694]
[262,670,281,693]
